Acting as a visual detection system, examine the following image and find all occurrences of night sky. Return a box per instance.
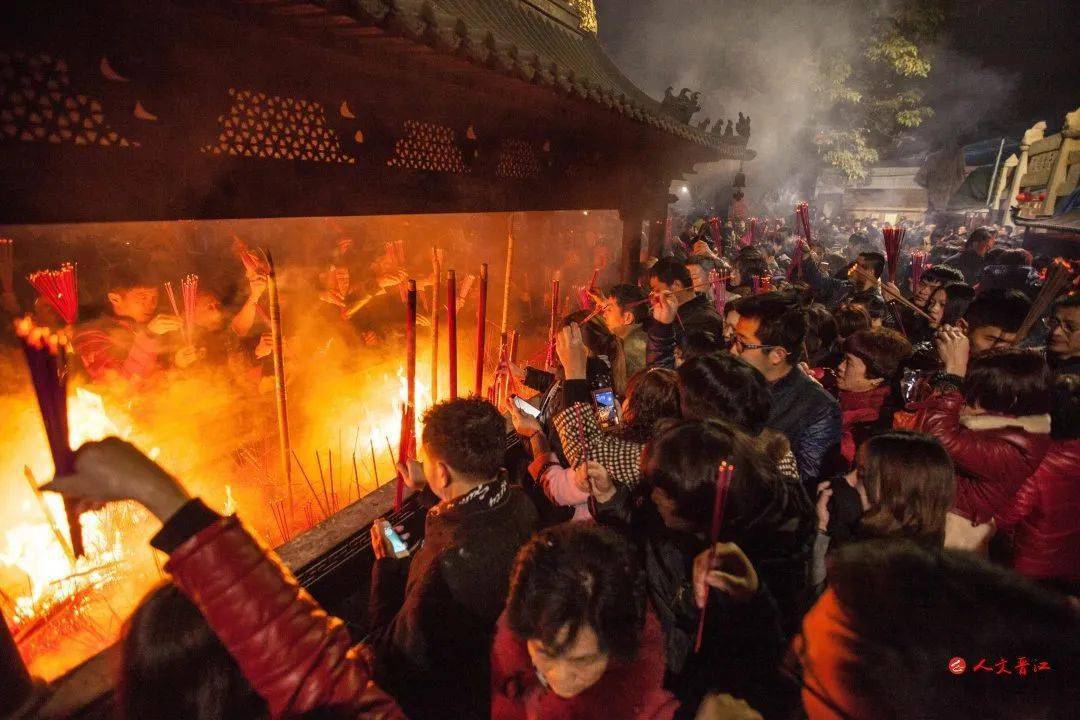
[597,0,1079,146]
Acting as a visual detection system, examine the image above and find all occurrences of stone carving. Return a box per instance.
[661,86,702,124]
[1063,107,1080,139]
[1022,121,1047,148]
[736,112,751,139]
[696,118,711,131]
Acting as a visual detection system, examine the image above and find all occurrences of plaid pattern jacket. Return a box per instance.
[553,401,644,489]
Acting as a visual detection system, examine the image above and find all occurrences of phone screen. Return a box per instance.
[381,521,410,558]
[511,395,541,418]
[592,388,621,431]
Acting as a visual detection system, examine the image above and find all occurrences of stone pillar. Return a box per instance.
[1003,121,1046,228]
[991,154,1018,211]
[1042,106,1080,214]
[619,207,644,283]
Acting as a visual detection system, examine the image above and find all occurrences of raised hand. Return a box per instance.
[572,461,614,501]
[555,324,588,380]
[650,291,680,326]
[934,324,970,377]
[42,437,191,522]
[815,481,832,533]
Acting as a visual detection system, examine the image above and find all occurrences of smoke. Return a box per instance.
[597,0,1019,205]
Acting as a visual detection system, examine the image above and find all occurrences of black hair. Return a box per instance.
[926,282,975,326]
[920,265,965,286]
[964,348,1051,416]
[833,304,868,343]
[805,303,838,361]
[606,283,648,325]
[421,397,506,478]
[827,540,1078,720]
[106,263,156,293]
[730,292,807,358]
[507,523,645,662]
[734,252,769,283]
[965,226,995,249]
[120,584,267,720]
[843,328,912,380]
[642,419,787,538]
[857,251,886,279]
[1052,291,1080,312]
[963,289,1031,333]
[677,354,771,434]
[619,368,682,444]
[999,248,1032,266]
[649,257,692,289]
[1050,374,1080,441]
[679,329,723,362]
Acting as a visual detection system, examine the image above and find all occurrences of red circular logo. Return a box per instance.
[948,657,967,675]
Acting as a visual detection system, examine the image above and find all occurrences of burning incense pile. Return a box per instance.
[882,227,907,283]
[14,317,83,557]
[28,263,79,325]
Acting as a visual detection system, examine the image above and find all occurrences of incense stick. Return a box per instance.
[694,461,734,653]
[1013,259,1074,343]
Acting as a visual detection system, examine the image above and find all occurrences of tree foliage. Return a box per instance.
[812,0,947,181]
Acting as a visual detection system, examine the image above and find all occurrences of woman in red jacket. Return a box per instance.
[916,332,1051,523]
[491,522,679,720]
[44,438,404,720]
[995,374,1080,594]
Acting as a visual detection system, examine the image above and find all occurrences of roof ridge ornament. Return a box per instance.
[661,86,701,125]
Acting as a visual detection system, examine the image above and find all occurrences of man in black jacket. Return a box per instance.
[646,257,725,367]
[367,398,539,720]
[942,226,995,285]
[799,240,887,321]
[731,293,841,492]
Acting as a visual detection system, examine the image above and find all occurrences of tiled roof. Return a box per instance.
[243,0,752,158]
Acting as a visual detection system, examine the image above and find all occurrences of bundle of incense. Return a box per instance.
[163,281,184,341]
[786,239,805,281]
[694,461,734,653]
[547,273,561,370]
[15,317,84,557]
[28,263,79,325]
[851,267,935,321]
[475,263,489,396]
[708,217,721,247]
[232,235,271,276]
[578,268,600,310]
[882,227,906,283]
[0,238,14,296]
[795,202,813,247]
[1014,258,1075,343]
[181,274,199,343]
[909,250,928,289]
[709,270,728,316]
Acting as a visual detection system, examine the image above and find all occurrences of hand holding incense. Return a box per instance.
[475,263,488,396]
[694,461,734,653]
[181,274,199,344]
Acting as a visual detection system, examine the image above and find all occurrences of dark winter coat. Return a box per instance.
[766,368,842,491]
[368,479,540,720]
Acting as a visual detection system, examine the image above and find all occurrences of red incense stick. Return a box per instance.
[446,270,458,399]
[547,273,561,370]
[28,263,79,325]
[694,461,734,653]
[405,277,417,439]
[475,263,488,396]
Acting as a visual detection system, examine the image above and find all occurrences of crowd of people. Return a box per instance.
[12,213,1080,720]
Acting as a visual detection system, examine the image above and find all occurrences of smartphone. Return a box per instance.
[377,519,410,559]
[592,388,621,431]
[511,394,541,419]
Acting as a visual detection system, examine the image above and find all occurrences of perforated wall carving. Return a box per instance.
[0,50,137,147]
[387,120,468,173]
[495,139,541,179]
[201,88,355,163]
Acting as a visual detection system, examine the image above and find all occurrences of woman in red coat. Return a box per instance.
[995,374,1080,594]
[490,523,679,720]
[915,333,1051,523]
[44,438,404,720]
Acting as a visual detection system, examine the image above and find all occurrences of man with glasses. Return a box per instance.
[1047,292,1080,376]
[731,293,840,491]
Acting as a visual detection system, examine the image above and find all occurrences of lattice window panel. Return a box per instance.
[387,120,468,173]
[0,50,136,147]
[201,88,355,163]
[495,139,541,179]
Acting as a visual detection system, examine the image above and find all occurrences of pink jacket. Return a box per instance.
[528,452,591,521]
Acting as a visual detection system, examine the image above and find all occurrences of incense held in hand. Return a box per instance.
[694,461,734,653]
[475,263,488,396]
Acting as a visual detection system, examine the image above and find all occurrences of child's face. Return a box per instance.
[109,286,159,323]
